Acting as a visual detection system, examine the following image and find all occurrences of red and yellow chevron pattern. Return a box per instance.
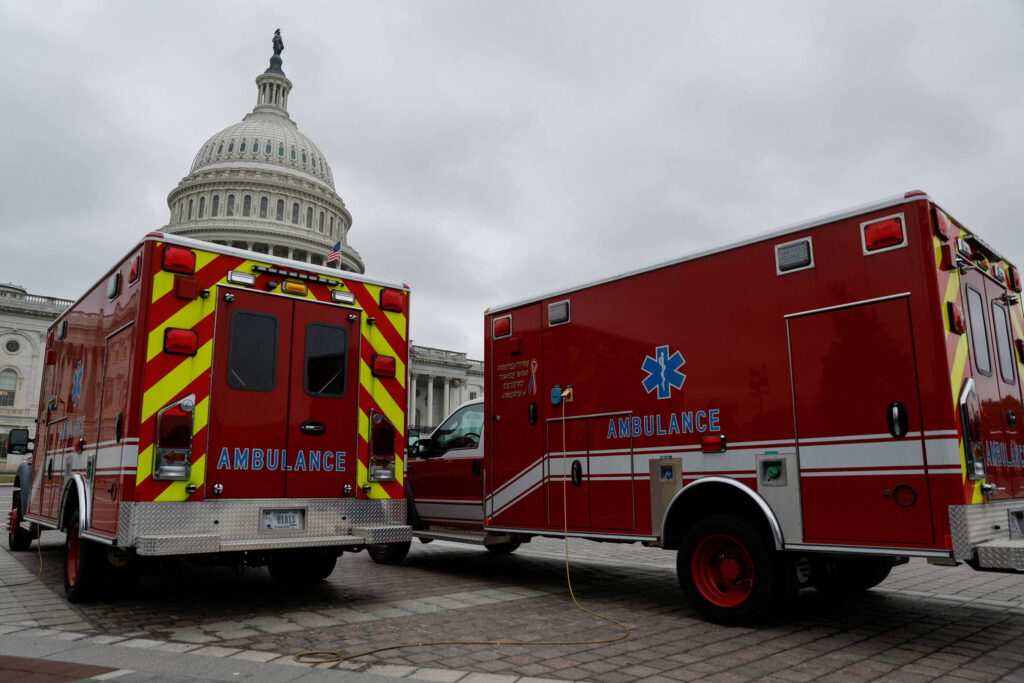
[136,242,408,502]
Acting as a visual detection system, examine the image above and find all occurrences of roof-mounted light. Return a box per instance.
[1009,265,1022,293]
[226,271,256,286]
[380,289,405,313]
[862,215,906,253]
[162,246,196,275]
[250,264,339,286]
[493,315,512,339]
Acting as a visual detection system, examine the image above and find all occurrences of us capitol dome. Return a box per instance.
[163,31,363,272]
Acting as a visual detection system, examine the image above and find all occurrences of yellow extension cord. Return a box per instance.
[294,392,631,666]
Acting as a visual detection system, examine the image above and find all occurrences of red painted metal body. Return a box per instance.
[410,193,1024,567]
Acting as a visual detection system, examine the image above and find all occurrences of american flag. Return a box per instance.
[327,241,341,264]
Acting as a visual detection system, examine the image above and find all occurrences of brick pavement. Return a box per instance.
[2,485,1024,681]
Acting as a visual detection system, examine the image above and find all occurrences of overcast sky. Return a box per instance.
[2,1,1022,358]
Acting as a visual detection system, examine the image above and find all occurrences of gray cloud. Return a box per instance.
[1,0,1022,357]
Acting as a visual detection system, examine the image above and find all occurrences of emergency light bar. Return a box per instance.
[250,264,339,286]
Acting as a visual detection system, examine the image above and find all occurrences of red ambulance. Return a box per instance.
[377,191,1024,624]
[7,233,411,601]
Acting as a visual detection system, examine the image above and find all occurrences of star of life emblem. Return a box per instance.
[72,360,84,407]
[641,345,686,400]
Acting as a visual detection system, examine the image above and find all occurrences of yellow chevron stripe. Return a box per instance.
[141,341,213,422]
[949,335,968,402]
[359,360,405,437]
[137,444,153,486]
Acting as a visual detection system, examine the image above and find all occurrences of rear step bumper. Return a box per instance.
[949,500,1024,572]
[118,498,411,556]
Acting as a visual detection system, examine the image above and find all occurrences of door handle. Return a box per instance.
[887,401,908,439]
[300,421,326,436]
[1008,410,1018,427]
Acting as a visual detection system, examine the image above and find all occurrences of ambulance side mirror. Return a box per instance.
[415,439,438,459]
[7,428,32,455]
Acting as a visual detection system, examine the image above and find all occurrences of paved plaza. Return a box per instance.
[1,485,1023,682]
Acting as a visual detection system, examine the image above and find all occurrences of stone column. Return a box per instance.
[425,376,434,428]
[442,377,451,417]
[407,373,416,426]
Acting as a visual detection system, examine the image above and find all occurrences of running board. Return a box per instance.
[974,538,1024,572]
[415,528,515,546]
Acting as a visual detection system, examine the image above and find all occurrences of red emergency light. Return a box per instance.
[1009,265,1022,293]
[864,217,905,252]
[701,435,727,453]
[939,243,957,271]
[493,316,511,339]
[933,210,954,242]
[380,289,405,313]
[372,354,396,378]
[129,255,141,283]
[162,246,196,275]
[164,328,199,356]
[947,302,966,335]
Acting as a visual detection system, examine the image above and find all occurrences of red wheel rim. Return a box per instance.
[8,506,18,541]
[691,533,754,608]
[67,524,80,587]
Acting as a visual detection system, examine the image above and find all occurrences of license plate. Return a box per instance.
[264,509,304,531]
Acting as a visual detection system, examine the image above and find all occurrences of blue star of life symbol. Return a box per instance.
[641,345,686,400]
[72,361,84,407]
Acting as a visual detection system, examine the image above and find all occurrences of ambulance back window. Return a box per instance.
[992,302,1016,384]
[305,323,347,397]
[227,311,278,391]
[965,286,991,376]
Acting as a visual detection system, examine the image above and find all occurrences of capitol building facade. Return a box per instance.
[0,33,481,465]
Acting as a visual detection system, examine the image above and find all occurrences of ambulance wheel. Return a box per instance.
[812,557,892,596]
[367,541,411,565]
[485,539,521,555]
[8,490,32,551]
[64,518,101,603]
[678,513,787,625]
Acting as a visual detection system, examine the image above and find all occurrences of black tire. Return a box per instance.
[677,513,791,625]
[367,541,412,565]
[812,557,893,596]
[64,516,102,603]
[485,539,521,555]
[268,550,338,582]
[8,490,32,551]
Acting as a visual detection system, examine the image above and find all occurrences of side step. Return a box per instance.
[415,527,517,547]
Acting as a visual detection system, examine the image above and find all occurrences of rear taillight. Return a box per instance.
[380,289,405,312]
[947,302,966,335]
[368,410,397,482]
[164,328,198,356]
[863,216,905,252]
[372,354,396,378]
[958,379,986,481]
[155,395,195,480]
[162,246,196,275]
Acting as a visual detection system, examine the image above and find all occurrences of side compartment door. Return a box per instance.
[207,288,292,499]
[408,402,485,527]
[546,418,589,529]
[790,296,934,545]
[90,324,135,535]
[283,301,361,497]
[488,305,546,528]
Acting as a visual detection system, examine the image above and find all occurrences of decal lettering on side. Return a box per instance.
[605,409,721,439]
[985,441,1024,469]
[215,448,346,471]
